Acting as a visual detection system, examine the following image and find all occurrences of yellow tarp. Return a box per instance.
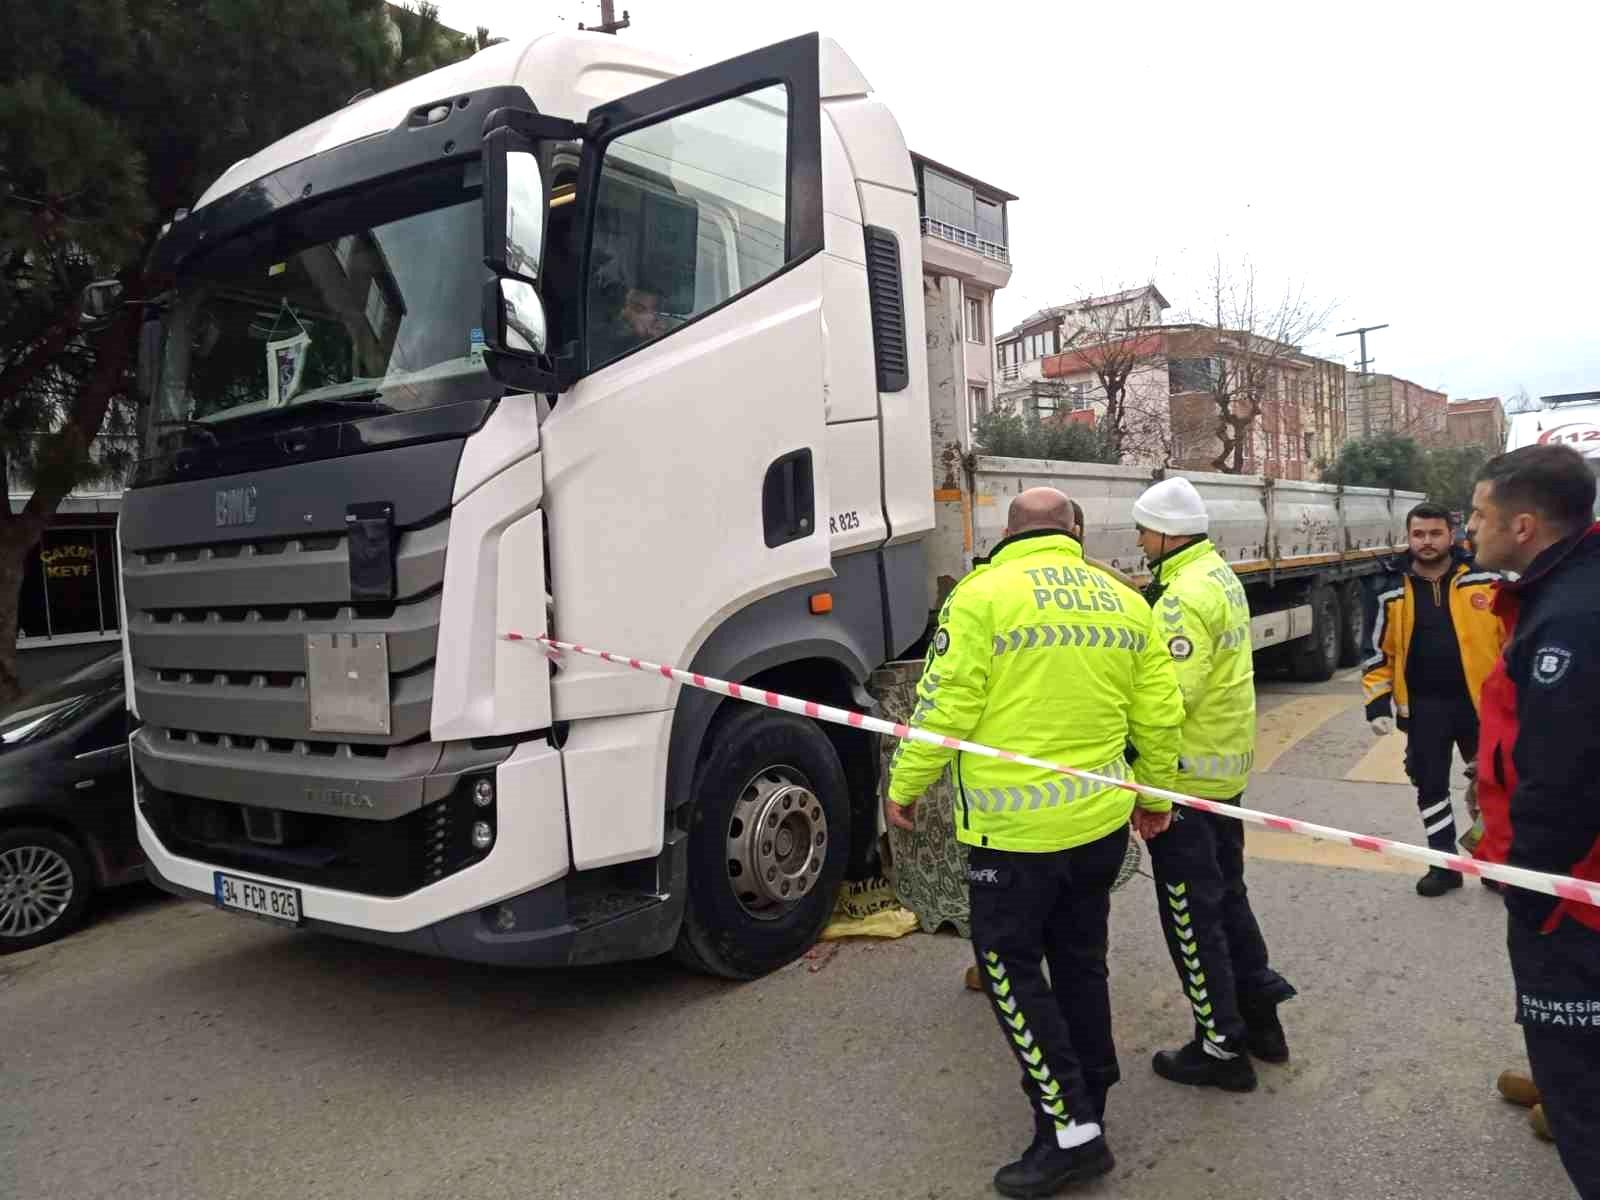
[819,876,920,941]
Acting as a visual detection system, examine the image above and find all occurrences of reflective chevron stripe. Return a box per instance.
[1217,625,1251,650]
[991,624,1148,656]
[1177,751,1256,779]
[963,757,1131,812]
[980,950,1070,1134]
[1169,881,1216,1034]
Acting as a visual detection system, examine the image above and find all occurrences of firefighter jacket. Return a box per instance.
[887,531,1184,853]
[1475,523,1600,934]
[1362,554,1502,724]
[1144,538,1258,800]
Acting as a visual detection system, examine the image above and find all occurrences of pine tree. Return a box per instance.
[0,1,482,700]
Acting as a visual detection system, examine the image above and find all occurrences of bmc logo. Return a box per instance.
[215,485,258,527]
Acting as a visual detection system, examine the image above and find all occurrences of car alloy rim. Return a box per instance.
[0,845,75,939]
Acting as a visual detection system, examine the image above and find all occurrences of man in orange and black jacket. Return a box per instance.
[1363,502,1503,896]
[1467,444,1600,1200]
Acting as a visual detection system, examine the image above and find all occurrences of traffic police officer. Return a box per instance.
[1131,477,1296,1092]
[887,487,1183,1197]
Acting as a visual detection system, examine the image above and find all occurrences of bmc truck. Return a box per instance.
[118,29,1418,979]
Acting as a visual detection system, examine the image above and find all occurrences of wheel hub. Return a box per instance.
[0,845,74,939]
[726,768,828,918]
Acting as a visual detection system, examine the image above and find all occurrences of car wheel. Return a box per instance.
[0,827,94,954]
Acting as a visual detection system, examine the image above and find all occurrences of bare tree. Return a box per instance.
[1179,259,1334,474]
[1052,285,1169,463]
[1503,384,1540,414]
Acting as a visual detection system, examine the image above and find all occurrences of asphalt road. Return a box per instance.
[0,669,1576,1199]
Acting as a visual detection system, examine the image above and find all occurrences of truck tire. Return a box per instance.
[0,826,95,954]
[1289,585,1340,682]
[673,706,850,980]
[1336,581,1365,668]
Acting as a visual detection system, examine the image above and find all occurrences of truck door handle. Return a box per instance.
[762,449,815,548]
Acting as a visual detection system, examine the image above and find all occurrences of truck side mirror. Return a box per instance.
[493,279,547,356]
[79,279,125,330]
[482,130,546,282]
[480,123,561,393]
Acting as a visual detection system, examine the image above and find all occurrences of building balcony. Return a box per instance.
[921,219,1012,290]
[921,217,1010,264]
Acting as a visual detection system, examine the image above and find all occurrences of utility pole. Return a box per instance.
[1337,323,1388,438]
[580,1,631,34]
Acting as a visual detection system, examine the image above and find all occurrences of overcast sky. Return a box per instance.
[437,0,1598,403]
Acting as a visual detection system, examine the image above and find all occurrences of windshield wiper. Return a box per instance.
[283,391,396,415]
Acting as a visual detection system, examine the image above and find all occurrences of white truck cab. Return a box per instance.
[124,31,932,978]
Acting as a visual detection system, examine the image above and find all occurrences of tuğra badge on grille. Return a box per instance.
[215,484,258,527]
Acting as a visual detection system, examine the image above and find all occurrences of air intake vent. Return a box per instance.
[863,225,908,393]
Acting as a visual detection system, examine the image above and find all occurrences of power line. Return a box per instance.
[1337,323,1388,437]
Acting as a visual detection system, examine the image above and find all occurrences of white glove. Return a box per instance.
[1369,716,1394,736]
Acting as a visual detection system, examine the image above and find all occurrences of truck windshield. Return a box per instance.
[149,161,490,449]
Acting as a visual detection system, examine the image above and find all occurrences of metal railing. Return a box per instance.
[920,217,1011,264]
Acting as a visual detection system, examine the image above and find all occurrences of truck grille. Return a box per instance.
[123,518,448,748]
[137,770,494,897]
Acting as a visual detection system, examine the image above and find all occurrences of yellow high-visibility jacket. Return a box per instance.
[1363,558,1503,723]
[1147,539,1257,800]
[887,532,1184,853]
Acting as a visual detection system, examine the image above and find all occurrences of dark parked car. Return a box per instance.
[0,652,142,953]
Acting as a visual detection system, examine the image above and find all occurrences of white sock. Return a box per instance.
[1056,1120,1102,1149]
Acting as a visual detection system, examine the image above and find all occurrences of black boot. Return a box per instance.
[1152,1040,1257,1092]
[1416,867,1463,897]
[993,1122,1114,1199]
[1238,994,1290,1064]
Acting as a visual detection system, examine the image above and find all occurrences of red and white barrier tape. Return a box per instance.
[504,632,1600,910]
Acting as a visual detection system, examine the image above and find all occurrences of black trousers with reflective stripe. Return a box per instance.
[1148,795,1289,1052]
[1509,913,1600,1199]
[968,829,1128,1133]
[1403,691,1478,852]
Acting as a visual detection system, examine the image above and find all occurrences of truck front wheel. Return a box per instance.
[674,706,850,979]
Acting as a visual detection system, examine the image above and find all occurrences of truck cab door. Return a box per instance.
[541,34,830,718]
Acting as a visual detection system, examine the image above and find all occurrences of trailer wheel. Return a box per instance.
[673,706,849,980]
[1289,585,1340,682]
[1336,581,1365,668]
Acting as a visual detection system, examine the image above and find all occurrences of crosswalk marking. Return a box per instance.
[1253,692,1362,774]
[1344,729,1411,785]
[1244,829,1416,876]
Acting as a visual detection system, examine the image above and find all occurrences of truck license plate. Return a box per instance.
[305,633,391,736]
[214,871,302,927]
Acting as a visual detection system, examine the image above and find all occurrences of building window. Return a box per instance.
[1044,330,1057,356]
[965,295,984,343]
[923,169,976,233]
[18,524,121,643]
[1068,382,1088,411]
[969,385,988,419]
[975,196,1005,246]
[1169,358,1220,393]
